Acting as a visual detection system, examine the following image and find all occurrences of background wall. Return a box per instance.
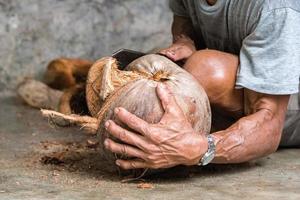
[0,0,173,92]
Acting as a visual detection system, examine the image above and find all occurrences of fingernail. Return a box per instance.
[105,121,110,129]
[116,160,121,166]
[169,49,176,55]
[114,107,120,114]
[166,51,173,56]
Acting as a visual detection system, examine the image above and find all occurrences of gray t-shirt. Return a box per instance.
[170,0,300,95]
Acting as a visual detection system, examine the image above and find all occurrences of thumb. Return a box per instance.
[156,83,183,120]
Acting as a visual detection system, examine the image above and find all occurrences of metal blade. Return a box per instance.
[112,49,146,69]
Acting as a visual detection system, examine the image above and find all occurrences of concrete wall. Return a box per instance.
[0,0,173,92]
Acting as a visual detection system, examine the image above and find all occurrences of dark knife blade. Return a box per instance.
[112,49,146,70]
[112,48,184,69]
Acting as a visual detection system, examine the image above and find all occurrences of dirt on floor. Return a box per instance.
[1,95,300,200]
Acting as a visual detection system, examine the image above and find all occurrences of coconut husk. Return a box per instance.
[85,57,146,117]
[17,78,63,110]
[44,58,93,90]
[41,109,98,135]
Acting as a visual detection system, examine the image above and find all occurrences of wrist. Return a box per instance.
[187,133,208,166]
[198,134,216,166]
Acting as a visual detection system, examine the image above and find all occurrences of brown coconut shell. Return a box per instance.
[44,58,93,90]
[87,54,211,176]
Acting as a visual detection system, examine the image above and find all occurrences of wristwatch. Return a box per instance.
[198,134,216,166]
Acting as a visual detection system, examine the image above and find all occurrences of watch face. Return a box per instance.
[202,151,215,166]
[199,135,216,166]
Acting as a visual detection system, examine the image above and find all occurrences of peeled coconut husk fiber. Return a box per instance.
[44,58,93,90]
[87,54,211,177]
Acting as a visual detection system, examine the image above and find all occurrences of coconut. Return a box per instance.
[86,54,211,176]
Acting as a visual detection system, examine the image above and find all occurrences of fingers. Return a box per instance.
[115,159,148,170]
[159,47,175,56]
[160,50,177,61]
[159,39,196,62]
[159,46,185,61]
[114,107,150,136]
[156,83,183,119]
[104,138,146,159]
[105,120,148,150]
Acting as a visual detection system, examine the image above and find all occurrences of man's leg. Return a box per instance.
[184,49,244,118]
[184,50,300,146]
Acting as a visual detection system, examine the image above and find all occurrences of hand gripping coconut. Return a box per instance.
[86,54,211,175]
[37,54,211,176]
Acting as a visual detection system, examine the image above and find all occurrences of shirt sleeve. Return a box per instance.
[169,0,189,17]
[236,8,300,95]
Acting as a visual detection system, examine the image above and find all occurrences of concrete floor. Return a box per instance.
[0,95,300,200]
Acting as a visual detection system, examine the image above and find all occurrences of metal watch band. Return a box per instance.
[198,134,216,166]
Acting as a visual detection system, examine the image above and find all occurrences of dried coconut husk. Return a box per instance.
[89,54,211,177]
[17,78,63,110]
[44,58,93,90]
[42,83,93,134]
[58,84,90,115]
[41,109,98,135]
[86,57,145,117]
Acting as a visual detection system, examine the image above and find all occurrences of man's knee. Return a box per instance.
[184,50,239,92]
[184,49,243,117]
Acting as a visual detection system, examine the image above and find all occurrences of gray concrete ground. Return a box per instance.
[0,94,300,200]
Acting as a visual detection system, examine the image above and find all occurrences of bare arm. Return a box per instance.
[171,15,195,42]
[160,15,197,61]
[212,90,290,163]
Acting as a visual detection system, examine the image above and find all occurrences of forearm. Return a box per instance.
[211,94,289,163]
[171,15,195,43]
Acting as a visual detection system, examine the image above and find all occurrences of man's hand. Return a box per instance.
[159,35,196,62]
[104,83,208,170]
